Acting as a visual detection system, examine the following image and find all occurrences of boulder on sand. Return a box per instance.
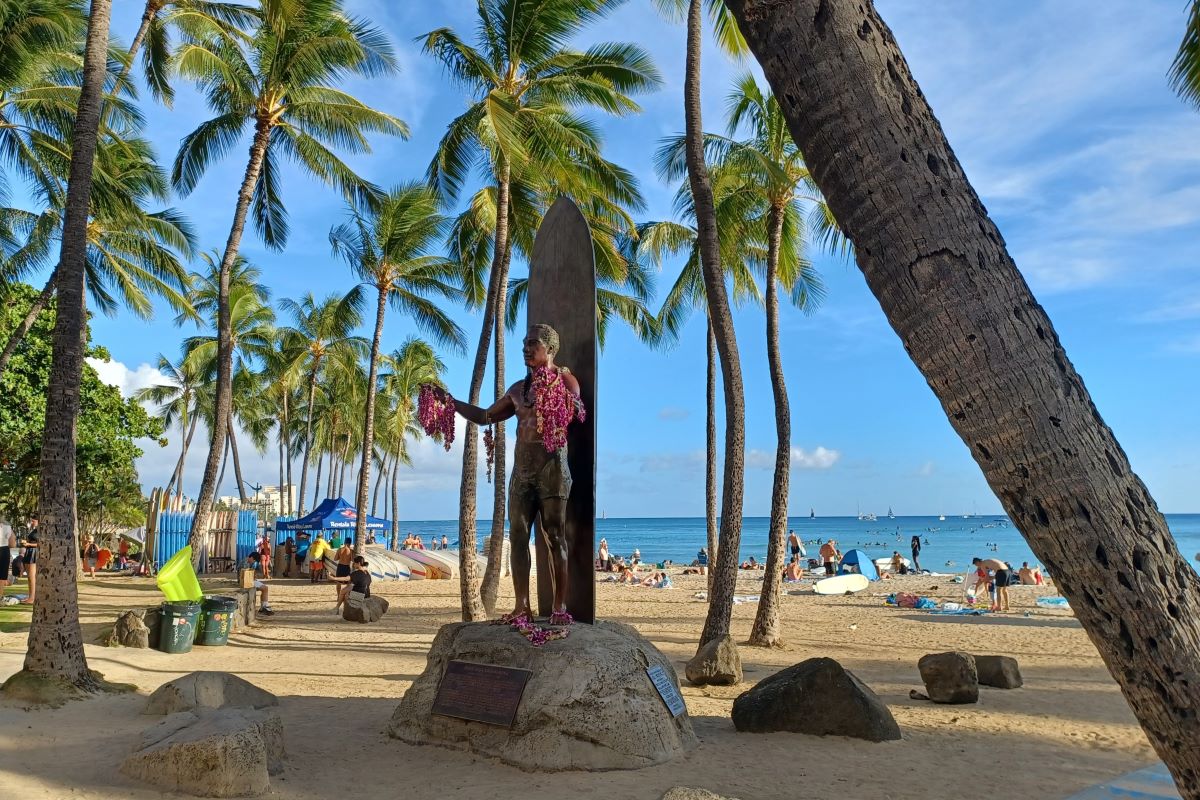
[145,671,278,716]
[974,654,1022,688]
[121,708,284,797]
[918,652,979,704]
[342,595,389,623]
[685,634,742,686]
[731,657,901,742]
[389,620,697,771]
[114,610,150,648]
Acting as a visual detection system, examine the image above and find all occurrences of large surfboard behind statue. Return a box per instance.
[526,197,596,623]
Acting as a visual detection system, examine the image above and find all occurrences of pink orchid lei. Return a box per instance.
[496,611,570,647]
[482,425,495,482]
[530,366,585,452]
[418,385,455,451]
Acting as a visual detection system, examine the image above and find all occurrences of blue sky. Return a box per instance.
[59,1,1200,518]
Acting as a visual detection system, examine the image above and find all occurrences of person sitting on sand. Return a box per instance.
[697,547,708,575]
[890,551,905,574]
[618,567,637,585]
[785,555,804,582]
[1019,561,1036,585]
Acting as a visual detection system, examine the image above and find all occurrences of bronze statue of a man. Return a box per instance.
[434,324,581,625]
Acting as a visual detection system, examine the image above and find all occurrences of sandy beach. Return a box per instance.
[0,569,1156,800]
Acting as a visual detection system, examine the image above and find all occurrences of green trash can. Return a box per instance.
[158,600,201,654]
[196,595,238,646]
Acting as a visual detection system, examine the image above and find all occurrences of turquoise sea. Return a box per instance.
[395,514,1200,573]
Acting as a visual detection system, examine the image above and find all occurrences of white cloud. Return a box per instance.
[916,461,936,477]
[657,406,690,421]
[745,446,840,470]
[85,357,169,399]
[1137,292,1200,323]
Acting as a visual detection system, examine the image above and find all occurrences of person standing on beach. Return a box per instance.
[282,537,295,578]
[440,535,449,551]
[819,539,838,576]
[333,538,354,599]
[0,518,12,586]
[597,539,610,571]
[307,533,330,583]
[973,556,1012,612]
[788,529,805,561]
[20,517,38,603]
[910,535,922,572]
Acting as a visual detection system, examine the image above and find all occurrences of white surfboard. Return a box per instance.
[813,573,871,595]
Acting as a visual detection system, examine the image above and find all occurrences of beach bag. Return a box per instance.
[346,590,366,610]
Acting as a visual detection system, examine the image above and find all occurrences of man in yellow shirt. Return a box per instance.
[307,533,330,583]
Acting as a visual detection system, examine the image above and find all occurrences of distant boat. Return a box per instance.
[887,506,895,519]
[938,512,946,521]
[855,503,876,522]
[809,508,815,519]
[601,510,607,520]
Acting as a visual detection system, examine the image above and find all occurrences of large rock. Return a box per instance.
[145,672,279,716]
[918,652,979,704]
[342,595,389,623]
[121,709,284,797]
[114,610,150,648]
[685,634,742,686]
[662,789,743,800]
[388,620,697,771]
[975,654,1022,689]
[731,657,901,742]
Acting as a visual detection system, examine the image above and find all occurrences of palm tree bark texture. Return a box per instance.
[17,0,112,689]
[725,0,1200,792]
[688,0,748,649]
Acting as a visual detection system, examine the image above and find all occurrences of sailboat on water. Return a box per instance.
[809,507,815,520]
[887,506,895,519]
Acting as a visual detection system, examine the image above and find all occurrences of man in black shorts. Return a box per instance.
[973,557,1012,612]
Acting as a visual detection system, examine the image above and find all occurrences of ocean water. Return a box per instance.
[395,514,1200,573]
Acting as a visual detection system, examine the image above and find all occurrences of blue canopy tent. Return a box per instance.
[275,498,390,555]
[838,549,880,580]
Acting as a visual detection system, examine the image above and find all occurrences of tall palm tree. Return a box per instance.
[422,0,661,619]
[329,182,465,553]
[277,291,365,515]
[1171,0,1200,109]
[643,168,762,594]
[11,0,111,694]
[135,348,205,503]
[379,339,444,548]
[122,0,257,104]
[260,327,302,514]
[0,134,197,376]
[728,0,1200,787]
[171,0,407,560]
[714,75,835,646]
[652,0,749,640]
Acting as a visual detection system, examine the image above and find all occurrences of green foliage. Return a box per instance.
[0,283,164,529]
[1171,1,1200,109]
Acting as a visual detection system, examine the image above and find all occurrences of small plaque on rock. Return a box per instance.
[646,665,686,717]
[432,660,532,727]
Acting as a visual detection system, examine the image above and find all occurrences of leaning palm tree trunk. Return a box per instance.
[372,453,387,517]
[0,272,57,378]
[353,285,388,554]
[480,246,514,614]
[10,0,112,692]
[727,0,1200,790]
[311,446,323,510]
[690,0,748,650]
[456,160,512,621]
[124,1,157,72]
[214,434,230,509]
[749,205,789,646]
[188,119,274,560]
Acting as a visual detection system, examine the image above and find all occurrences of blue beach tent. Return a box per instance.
[276,497,390,541]
[838,549,880,580]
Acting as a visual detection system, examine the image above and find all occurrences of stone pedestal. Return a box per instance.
[388,620,697,771]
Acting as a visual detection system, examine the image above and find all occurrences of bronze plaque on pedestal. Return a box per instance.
[431,660,532,727]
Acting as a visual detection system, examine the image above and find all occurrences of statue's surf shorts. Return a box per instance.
[509,446,572,504]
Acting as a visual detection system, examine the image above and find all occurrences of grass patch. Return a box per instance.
[1,581,32,633]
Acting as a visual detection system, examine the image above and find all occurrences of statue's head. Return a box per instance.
[523,323,560,367]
